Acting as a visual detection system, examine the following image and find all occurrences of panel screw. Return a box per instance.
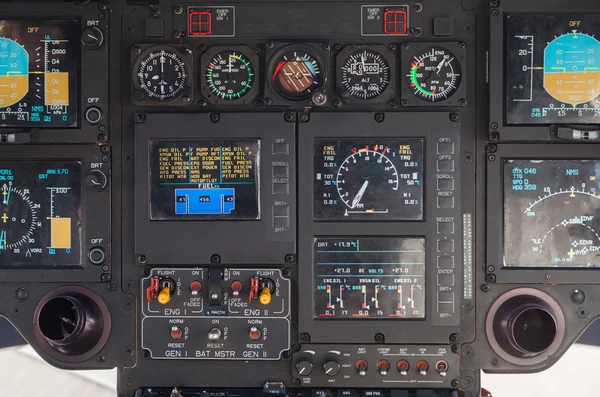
[99,13,106,20]
[299,113,310,123]
[487,265,496,272]
[150,6,161,17]
[491,9,499,16]
[464,347,474,356]
[488,144,497,153]
[458,98,467,107]
[284,113,295,122]
[100,145,110,154]
[490,0,499,6]
[451,379,458,387]
[124,280,133,291]
[334,44,342,51]
[101,155,109,162]
[264,98,273,106]
[142,268,150,277]
[481,284,490,292]
[464,377,474,388]
[300,333,310,342]
[12,307,20,316]
[412,27,423,37]
[388,99,398,107]
[254,99,262,107]
[137,254,147,264]
[489,131,500,141]
[15,288,28,301]
[293,379,301,386]
[133,46,141,55]
[333,98,342,108]
[282,350,291,359]
[136,113,146,123]
[546,274,551,280]
[414,3,423,12]
[293,344,301,352]
[126,347,134,356]
[486,274,497,283]
[465,152,473,162]
[450,113,460,122]
[97,355,106,363]
[267,42,274,49]
[285,255,295,264]
[199,45,208,52]
[578,308,589,318]
[101,273,111,282]
[98,3,108,11]
[211,254,221,263]
[174,5,183,14]
[402,43,410,50]
[322,43,331,50]
[198,99,207,107]
[253,43,263,53]
[142,349,150,358]
[375,333,385,342]
[449,333,459,343]
[210,113,220,123]
[374,113,385,123]
[401,99,409,107]
[174,30,185,39]
[182,96,191,103]
[107,284,116,292]
[125,26,135,35]
[488,154,496,162]
[491,122,499,130]
[389,43,397,51]
[451,344,459,354]
[283,267,292,277]
[492,358,499,366]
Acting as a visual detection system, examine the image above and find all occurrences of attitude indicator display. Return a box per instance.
[313,139,424,221]
[150,139,260,220]
[506,15,600,124]
[504,160,600,267]
[0,160,81,268]
[314,237,426,319]
[0,20,79,127]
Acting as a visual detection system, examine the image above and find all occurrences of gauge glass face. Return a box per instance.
[407,47,461,102]
[504,159,600,267]
[271,49,322,100]
[340,49,390,100]
[137,49,188,101]
[205,51,255,100]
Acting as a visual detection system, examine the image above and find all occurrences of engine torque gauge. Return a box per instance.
[132,45,193,105]
[407,46,462,102]
[339,48,391,101]
[268,46,324,101]
[313,139,424,221]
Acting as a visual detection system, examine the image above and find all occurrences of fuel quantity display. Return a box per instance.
[150,139,260,220]
[0,161,82,268]
[506,15,600,124]
[313,139,424,220]
[0,20,79,127]
[314,237,426,319]
[504,160,600,267]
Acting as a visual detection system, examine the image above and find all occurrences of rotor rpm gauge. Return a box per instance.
[134,46,190,103]
[339,48,390,100]
[269,46,324,101]
[407,46,462,102]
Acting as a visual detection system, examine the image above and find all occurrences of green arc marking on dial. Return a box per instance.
[410,65,434,96]
[206,54,254,99]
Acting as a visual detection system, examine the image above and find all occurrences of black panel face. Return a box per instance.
[313,237,426,319]
[0,20,79,127]
[313,139,424,221]
[150,139,260,221]
[505,14,600,125]
[504,159,600,268]
[0,160,81,268]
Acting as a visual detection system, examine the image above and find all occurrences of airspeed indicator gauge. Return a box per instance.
[201,47,259,104]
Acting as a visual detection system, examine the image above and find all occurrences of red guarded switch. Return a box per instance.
[189,11,212,36]
[384,10,407,34]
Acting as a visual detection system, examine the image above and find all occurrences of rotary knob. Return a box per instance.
[323,360,340,377]
[85,169,108,191]
[296,360,313,376]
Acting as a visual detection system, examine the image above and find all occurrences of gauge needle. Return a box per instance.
[152,75,159,80]
[362,55,367,74]
[351,180,369,209]
[435,59,445,74]
[228,55,233,73]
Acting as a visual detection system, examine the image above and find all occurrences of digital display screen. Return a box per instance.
[150,139,260,220]
[0,20,79,128]
[504,160,600,267]
[314,237,426,319]
[505,15,600,124]
[313,139,424,220]
[0,161,82,268]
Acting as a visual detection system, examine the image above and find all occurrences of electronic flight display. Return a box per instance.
[150,139,260,220]
[505,15,600,124]
[314,237,426,319]
[0,160,82,268]
[504,160,600,268]
[313,139,423,220]
[0,20,79,128]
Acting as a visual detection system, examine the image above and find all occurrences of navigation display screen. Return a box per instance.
[150,139,261,220]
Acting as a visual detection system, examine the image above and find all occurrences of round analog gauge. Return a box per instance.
[136,48,188,102]
[270,48,324,100]
[205,51,255,100]
[336,149,399,210]
[340,49,390,100]
[0,183,38,250]
[407,47,462,102]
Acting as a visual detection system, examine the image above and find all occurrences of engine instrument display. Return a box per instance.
[313,139,424,220]
[0,160,81,268]
[506,15,600,124]
[150,139,260,220]
[0,20,79,127]
[504,160,600,267]
[314,237,426,319]
[407,46,461,102]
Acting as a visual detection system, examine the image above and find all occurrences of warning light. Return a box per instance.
[591,176,596,181]
[189,11,212,36]
[384,10,407,34]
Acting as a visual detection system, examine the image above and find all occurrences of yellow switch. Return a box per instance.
[157,287,171,304]
[259,288,272,305]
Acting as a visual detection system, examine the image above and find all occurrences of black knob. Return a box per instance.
[85,107,103,124]
[81,27,104,49]
[85,170,107,191]
[295,360,313,376]
[323,360,340,377]
[89,247,105,265]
